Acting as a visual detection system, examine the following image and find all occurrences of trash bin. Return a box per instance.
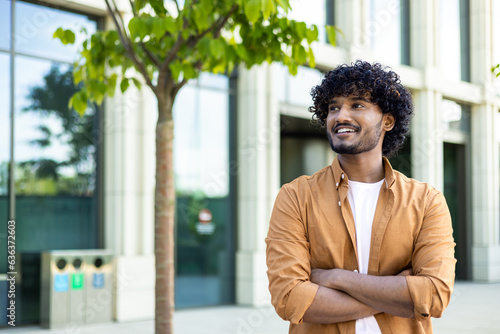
[84,251,113,324]
[40,250,114,328]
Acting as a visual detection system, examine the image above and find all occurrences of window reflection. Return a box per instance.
[15,58,96,196]
[15,1,97,62]
[438,0,469,82]
[369,0,405,65]
[0,1,10,50]
[0,53,10,197]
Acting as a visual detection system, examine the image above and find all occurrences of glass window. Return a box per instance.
[2,2,101,324]
[0,53,9,280]
[14,57,96,196]
[173,73,234,308]
[173,74,230,197]
[276,64,324,106]
[0,54,10,197]
[288,0,331,43]
[438,0,470,82]
[0,1,10,50]
[441,99,471,133]
[369,0,410,65]
[15,1,97,62]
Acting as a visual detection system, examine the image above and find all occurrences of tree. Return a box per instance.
[54,1,336,333]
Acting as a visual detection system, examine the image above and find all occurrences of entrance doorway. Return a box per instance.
[443,143,470,280]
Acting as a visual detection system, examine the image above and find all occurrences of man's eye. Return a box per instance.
[353,103,363,108]
[329,106,339,112]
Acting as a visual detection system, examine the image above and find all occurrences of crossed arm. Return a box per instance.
[303,268,414,324]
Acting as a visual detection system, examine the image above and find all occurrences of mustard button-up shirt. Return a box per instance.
[266,157,456,334]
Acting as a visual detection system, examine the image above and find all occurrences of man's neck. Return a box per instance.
[337,151,385,183]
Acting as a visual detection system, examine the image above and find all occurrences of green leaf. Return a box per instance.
[306,25,319,44]
[294,21,307,40]
[275,0,290,12]
[53,27,76,44]
[262,0,277,20]
[120,78,130,93]
[129,17,145,40]
[69,91,88,116]
[163,16,177,35]
[170,60,182,81]
[107,74,118,96]
[325,25,337,46]
[209,39,225,58]
[131,77,142,90]
[244,0,261,23]
[149,0,167,15]
[307,47,315,68]
[152,17,167,38]
[182,63,197,80]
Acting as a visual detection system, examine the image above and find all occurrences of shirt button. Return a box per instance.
[341,174,345,179]
[336,182,339,187]
[353,269,358,273]
[338,201,341,207]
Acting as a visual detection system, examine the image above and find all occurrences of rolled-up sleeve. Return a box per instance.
[265,184,319,324]
[406,190,456,321]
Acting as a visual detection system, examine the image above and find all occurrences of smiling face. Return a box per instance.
[326,95,394,155]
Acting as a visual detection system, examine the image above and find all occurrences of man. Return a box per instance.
[265,60,456,333]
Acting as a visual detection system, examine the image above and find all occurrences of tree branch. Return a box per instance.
[111,0,128,34]
[160,4,238,83]
[186,4,238,48]
[140,42,162,68]
[128,0,138,17]
[171,60,202,98]
[104,0,157,94]
[173,0,180,13]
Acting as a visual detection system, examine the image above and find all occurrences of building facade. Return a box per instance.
[1,0,499,326]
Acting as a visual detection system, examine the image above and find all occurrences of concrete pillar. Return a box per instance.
[471,104,500,281]
[469,0,500,282]
[236,64,280,305]
[104,84,156,320]
[408,0,444,190]
[411,90,444,191]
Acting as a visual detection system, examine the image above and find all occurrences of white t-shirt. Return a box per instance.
[347,179,384,334]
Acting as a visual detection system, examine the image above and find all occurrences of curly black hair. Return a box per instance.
[309,60,413,157]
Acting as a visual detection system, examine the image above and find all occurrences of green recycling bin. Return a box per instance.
[40,251,85,328]
[40,250,114,328]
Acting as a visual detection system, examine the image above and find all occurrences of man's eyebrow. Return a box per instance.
[328,96,371,104]
[351,96,371,103]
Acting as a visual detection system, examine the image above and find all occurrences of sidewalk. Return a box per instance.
[3,282,499,334]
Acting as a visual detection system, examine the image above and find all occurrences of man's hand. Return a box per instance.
[309,267,415,319]
[397,268,413,277]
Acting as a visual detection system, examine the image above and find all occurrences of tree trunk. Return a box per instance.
[155,93,175,334]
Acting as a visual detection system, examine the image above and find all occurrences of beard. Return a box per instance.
[327,117,384,155]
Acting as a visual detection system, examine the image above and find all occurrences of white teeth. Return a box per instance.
[337,128,356,133]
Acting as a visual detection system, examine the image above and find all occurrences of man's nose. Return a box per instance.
[335,105,352,123]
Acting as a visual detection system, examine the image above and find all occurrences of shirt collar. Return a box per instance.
[331,156,396,190]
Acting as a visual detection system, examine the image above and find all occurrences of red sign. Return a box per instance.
[196,209,215,235]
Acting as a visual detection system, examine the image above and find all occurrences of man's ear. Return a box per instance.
[383,114,395,132]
